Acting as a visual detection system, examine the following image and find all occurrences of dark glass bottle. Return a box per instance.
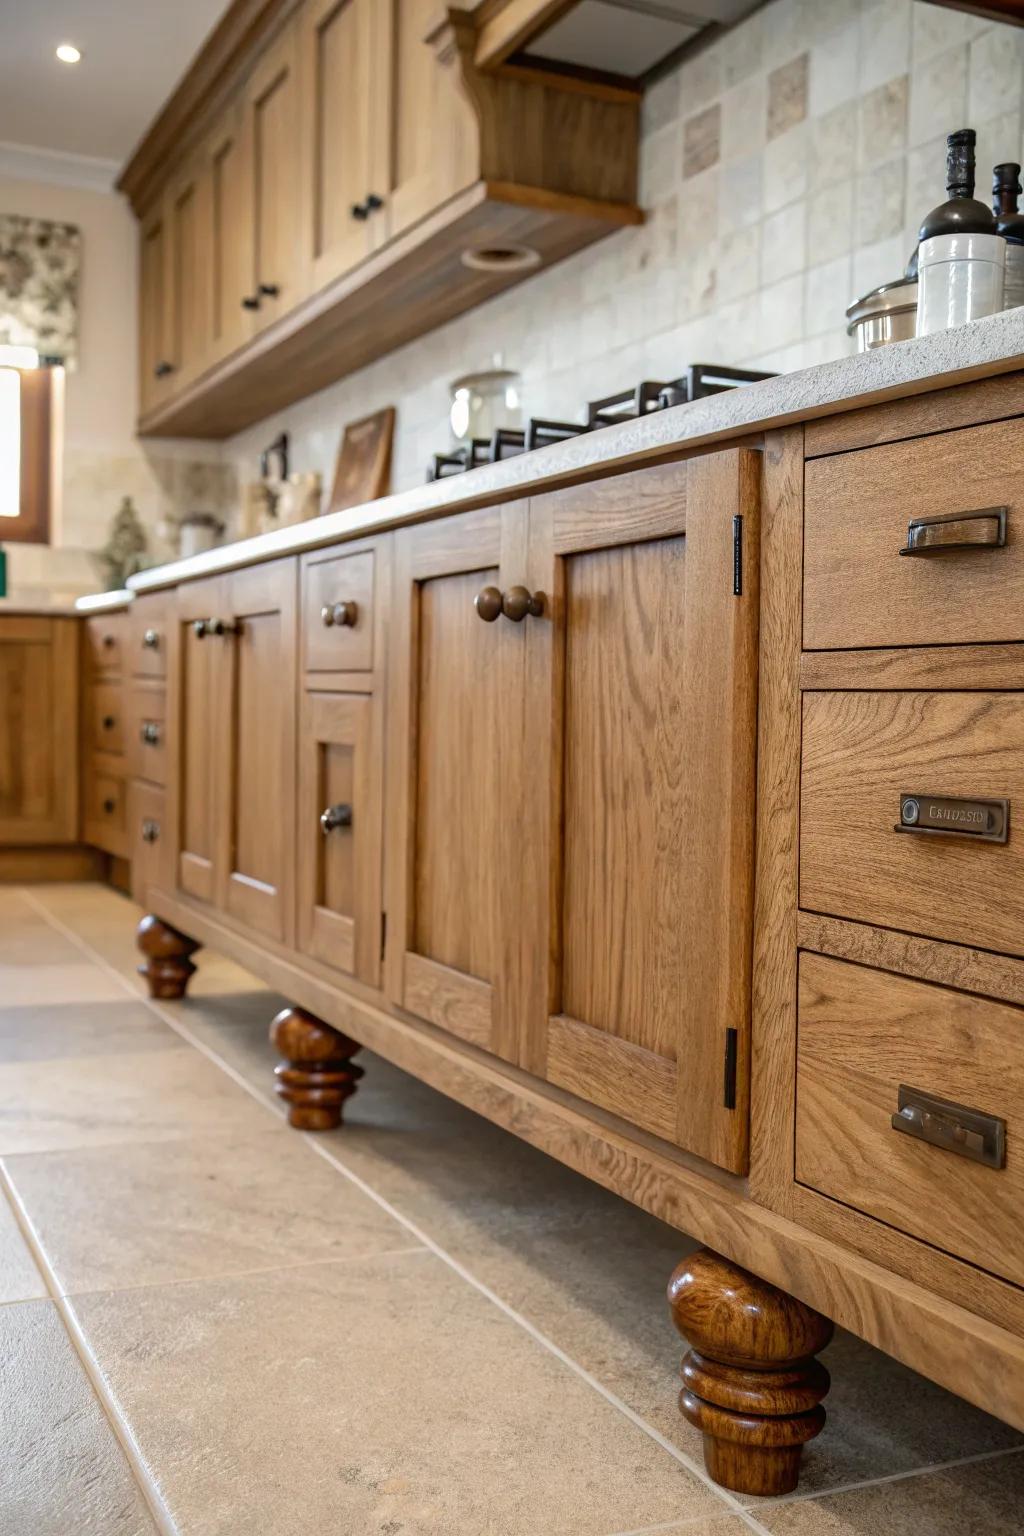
[993,162,1024,308]
[918,129,998,243]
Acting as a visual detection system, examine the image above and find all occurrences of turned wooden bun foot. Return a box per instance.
[269,1007,363,1131]
[668,1248,834,1497]
[136,915,199,1000]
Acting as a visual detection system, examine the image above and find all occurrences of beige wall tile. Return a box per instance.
[767,53,809,141]
[683,103,722,177]
[909,43,968,148]
[808,176,855,263]
[761,202,807,284]
[858,75,909,168]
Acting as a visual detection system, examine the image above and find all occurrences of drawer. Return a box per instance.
[87,681,125,755]
[83,755,128,857]
[127,684,167,786]
[303,549,374,673]
[129,780,165,905]
[804,418,1024,649]
[84,614,126,676]
[130,594,168,678]
[796,952,1024,1287]
[801,691,1024,957]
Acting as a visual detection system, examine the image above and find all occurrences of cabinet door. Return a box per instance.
[0,618,78,845]
[207,98,253,364]
[376,0,477,242]
[167,160,210,388]
[138,204,173,414]
[297,692,382,983]
[169,576,227,905]
[526,452,761,1174]
[385,506,525,1060]
[245,19,304,329]
[220,560,298,944]
[300,0,377,288]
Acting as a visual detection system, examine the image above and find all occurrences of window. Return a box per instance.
[0,357,53,544]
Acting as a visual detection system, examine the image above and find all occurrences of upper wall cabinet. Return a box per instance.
[122,0,642,440]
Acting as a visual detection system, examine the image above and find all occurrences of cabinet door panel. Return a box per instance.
[139,207,172,413]
[386,508,523,1058]
[208,101,253,362]
[297,691,382,983]
[171,577,226,904]
[247,21,304,328]
[529,453,761,1173]
[169,163,208,386]
[0,618,77,845]
[302,0,374,287]
[221,560,298,943]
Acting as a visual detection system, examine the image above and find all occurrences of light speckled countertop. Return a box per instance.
[125,311,1024,594]
[0,598,82,618]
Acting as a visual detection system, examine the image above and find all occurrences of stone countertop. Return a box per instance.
[74,590,133,614]
[128,311,1024,594]
[0,598,82,618]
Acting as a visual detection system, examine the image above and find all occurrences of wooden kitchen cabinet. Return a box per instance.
[138,202,172,416]
[244,16,305,330]
[167,155,209,389]
[0,618,79,845]
[205,96,253,366]
[169,575,226,906]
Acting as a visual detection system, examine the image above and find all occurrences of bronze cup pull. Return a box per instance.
[502,586,544,622]
[474,586,503,622]
[899,506,1007,556]
[320,803,353,834]
[321,601,358,628]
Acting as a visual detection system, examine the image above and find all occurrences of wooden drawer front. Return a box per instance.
[130,595,169,678]
[804,419,1024,649]
[83,756,128,857]
[130,781,165,906]
[297,692,382,985]
[801,692,1024,957]
[128,686,167,786]
[85,614,126,676]
[303,549,374,673]
[87,682,125,756]
[797,953,1024,1287]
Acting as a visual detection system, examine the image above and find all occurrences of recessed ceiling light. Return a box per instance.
[55,43,82,64]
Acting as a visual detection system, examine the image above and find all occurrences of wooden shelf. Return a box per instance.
[137,180,641,440]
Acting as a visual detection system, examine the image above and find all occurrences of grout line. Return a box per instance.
[607,1515,741,1536]
[749,1441,1024,1510]
[0,1165,179,1536]
[20,887,771,1532]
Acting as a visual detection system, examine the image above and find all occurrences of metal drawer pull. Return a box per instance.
[141,722,161,745]
[320,803,353,834]
[891,1085,1006,1168]
[142,629,160,649]
[896,792,1009,844]
[899,505,1007,556]
[321,601,358,628]
[102,714,116,731]
[141,819,160,843]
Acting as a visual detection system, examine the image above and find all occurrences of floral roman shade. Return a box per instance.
[0,213,81,367]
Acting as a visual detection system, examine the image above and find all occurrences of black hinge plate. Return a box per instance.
[732,515,743,596]
[723,1027,738,1109]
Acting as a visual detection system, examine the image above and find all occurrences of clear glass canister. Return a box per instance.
[449,368,522,443]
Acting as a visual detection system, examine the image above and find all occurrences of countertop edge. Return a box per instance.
[127,314,1024,593]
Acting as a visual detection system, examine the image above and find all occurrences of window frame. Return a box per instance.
[0,366,52,545]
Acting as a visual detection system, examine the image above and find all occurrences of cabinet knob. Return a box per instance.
[258,282,280,298]
[474,586,503,623]
[102,633,116,649]
[141,818,160,844]
[154,361,174,378]
[241,293,261,310]
[320,803,353,834]
[501,586,545,622]
[102,714,116,731]
[193,618,212,639]
[321,601,358,628]
[142,628,160,649]
[209,617,242,637]
[102,797,116,815]
[351,201,370,221]
[366,193,384,212]
[141,722,161,745]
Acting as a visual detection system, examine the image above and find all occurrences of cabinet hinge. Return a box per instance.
[380,913,387,962]
[723,1027,738,1110]
[732,515,743,596]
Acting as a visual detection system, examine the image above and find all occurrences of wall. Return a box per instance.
[224,0,1024,506]
[0,173,232,601]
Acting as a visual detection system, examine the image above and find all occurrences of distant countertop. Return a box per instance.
[74,590,133,614]
[128,311,1024,594]
[0,598,82,618]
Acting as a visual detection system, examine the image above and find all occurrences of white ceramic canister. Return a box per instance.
[916,231,1006,336]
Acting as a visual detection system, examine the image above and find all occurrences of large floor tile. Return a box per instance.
[0,1299,159,1535]
[0,923,83,967]
[0,960,127,1007]
[757,1450,1024,1533]
[72,1252,725,1536]
[0,1191,47,1304]
[0,1045,274,1154]
[0,999,185,1064]
[5,1127,418,1294]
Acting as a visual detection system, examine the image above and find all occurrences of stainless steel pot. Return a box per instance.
[846,277,918,350]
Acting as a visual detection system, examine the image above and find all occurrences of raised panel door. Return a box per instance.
[139,205,173,413]
[207,99,253,363]
[220,559,298,943]
[246,19,304,329]
[525,452,761,1173]
[385,506,525,1059]
[168,161,209,387]
[0,618,78,845]
[169,576,227,905]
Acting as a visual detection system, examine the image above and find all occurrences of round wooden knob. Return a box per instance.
[102,797,116,815]
[321,601,358,628]
[102,633,116,648]
[102,715,116,731]
[502,586,544,622]
[475,586,503,622]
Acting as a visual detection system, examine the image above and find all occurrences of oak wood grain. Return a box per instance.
[0,618,79,847]
[800,643,1024,692]
[804,368,1024,457]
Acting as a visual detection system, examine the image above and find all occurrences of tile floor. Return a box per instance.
[1,882,1022,1536]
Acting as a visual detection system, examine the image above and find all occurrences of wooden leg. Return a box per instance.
[136,915,199,1000]
[668,1248,833,1497]
[269,1007,363,1131]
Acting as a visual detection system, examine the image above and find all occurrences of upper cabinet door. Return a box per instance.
[300,0,377,289]
[167,158,210,389]
[376,0,476,243]
[384,506,526,1063]
[206,97,254,364]
[524,453,762,1175]
[138,203,173,415]
[219,559,299,945]
[245,19,305,330]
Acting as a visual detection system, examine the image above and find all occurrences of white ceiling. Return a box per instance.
[0,0,230,167]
